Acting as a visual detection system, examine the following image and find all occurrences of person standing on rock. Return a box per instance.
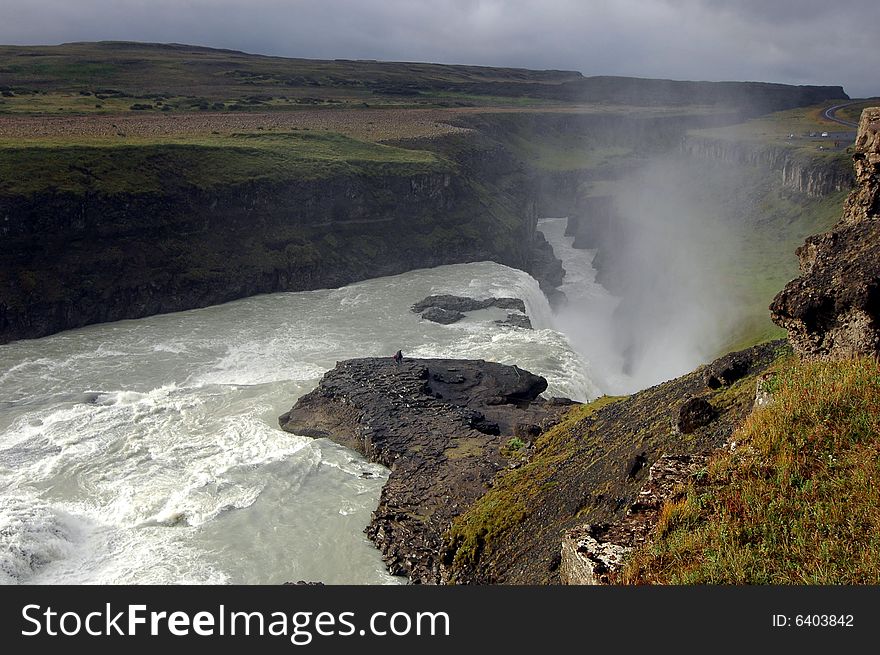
[392,349,403,365]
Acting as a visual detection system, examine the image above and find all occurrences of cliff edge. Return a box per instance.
[770,107,880,358]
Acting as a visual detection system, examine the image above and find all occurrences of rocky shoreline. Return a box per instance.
[279,341,788,584]
[279,356,574,583]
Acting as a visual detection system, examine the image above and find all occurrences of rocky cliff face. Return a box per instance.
[0,162,538,343]
[682,136,853,198]
[278,357,573,583]
[770,108,880,358]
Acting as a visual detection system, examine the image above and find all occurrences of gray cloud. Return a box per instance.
[0,0,877,97]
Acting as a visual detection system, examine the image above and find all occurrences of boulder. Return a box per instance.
[411,294,493,313]
[704,352,750,389]
[677,397,716,434]
[421,307,465,324]
[494,312,532,329]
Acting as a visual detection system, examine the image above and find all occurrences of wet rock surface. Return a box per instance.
[495,313,533,329]
[412,294,525,314]
[771,107,880,358]
[420,307,465,324]
[413,294,532,329]
[279,357,573,583]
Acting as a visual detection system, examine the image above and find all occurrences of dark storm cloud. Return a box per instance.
[1,0,877,96]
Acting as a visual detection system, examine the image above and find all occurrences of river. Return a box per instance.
[0,259,599,585]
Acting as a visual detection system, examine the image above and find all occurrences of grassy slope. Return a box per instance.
[0,41,583,114]
[443,341,790,583]
[622,357,880,584]
[0,132,445,195]
[445,395,624,570]
[692,104,855,350]
[721,188,847,351]
[689,102,857,153]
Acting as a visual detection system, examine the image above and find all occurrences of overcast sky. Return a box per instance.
[1,0,877,97]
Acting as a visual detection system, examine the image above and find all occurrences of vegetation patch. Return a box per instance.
[621,357,880,584]
[0,131,446,195]
[444,395,623,571]
[720,187,849,352]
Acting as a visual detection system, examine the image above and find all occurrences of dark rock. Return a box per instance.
[771,107,880,359]
[2,163,539,345]
[279,357,572,584]
[704,352,751,389]
[514,423,542,440]
[494,313,533,329]
[677,397,717,434]
[411,294,527,317]
[421,307,465,324]
[465,410,501,435]
[411,295,494,313]
[625,452,648,478]
[529,231,566,302]
[492,297,527,312]
[284,581,326,586]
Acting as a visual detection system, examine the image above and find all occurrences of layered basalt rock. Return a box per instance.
[770,108,880,358]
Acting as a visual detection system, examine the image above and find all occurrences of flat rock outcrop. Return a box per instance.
[770,107,880,358]
[412,294,526,314]
[420,307,465,324]
[278,357,573,583]
[413,294,532,329]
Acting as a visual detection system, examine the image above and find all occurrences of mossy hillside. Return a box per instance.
[449,111,705,175]
[622,356,880,584]
[443,340,790,583]
[0,131,446,195]
[0,41,585,111]
[444,394,624,572]
[719,187,849,352]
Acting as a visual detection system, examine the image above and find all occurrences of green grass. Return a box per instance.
[414,91,558,108]
[508,134,632,171]
[0,131,446,194]
[621,357,880,584]
[719,188,849,352]
[444,395,624,571]
[0,41,584,111]
[690,103,858,157]
[834,100,880,125]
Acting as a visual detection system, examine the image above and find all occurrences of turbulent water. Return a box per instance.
[0,261,598,585]
[538,218,633,394]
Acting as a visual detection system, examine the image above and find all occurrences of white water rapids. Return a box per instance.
[1,257,606,585]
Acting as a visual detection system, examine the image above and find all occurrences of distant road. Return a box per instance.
[823,102,860,128]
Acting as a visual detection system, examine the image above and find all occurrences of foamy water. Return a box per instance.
[0,261,596,585]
